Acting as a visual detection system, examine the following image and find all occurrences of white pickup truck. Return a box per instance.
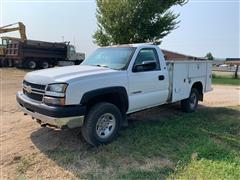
[17,44,212,145]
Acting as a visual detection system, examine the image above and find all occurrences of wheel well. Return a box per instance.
[85,93,128,114]
[81,87,129,114]
[192,82,203,101]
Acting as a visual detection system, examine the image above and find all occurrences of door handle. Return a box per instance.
[158,75,165,80]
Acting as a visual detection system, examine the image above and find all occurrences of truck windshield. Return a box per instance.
[82,47,136,70]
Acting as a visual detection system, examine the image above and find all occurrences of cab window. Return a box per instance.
[69,46,75,53]
[2,39,8,46]
[133,48,160,70]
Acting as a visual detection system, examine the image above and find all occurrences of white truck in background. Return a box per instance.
[17,44,212,146]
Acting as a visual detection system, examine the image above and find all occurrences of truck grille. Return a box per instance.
[22,80,46,102]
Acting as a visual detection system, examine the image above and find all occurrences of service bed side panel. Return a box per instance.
[171,63,189,102]
[189,62,207,77]
[205,62,213,92]
[167,61,212,103]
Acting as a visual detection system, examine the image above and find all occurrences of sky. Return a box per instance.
[0,0,239,58]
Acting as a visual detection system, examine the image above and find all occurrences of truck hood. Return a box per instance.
[24,65,118,85]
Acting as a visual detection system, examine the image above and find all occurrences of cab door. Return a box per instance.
[128,48,169,113]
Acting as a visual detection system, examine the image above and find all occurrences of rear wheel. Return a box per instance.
[41,61,50,69]
[27,60,37,69]
[81,102,122,146]
[181,88,199,113]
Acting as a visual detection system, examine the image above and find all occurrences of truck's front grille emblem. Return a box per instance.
[23,80,46,101]
[25,85,32,93]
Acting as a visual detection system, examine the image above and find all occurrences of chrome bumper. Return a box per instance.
[16,92,85,128]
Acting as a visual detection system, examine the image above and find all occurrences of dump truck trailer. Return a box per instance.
[2,39,85,69]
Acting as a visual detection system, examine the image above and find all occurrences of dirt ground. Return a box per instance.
[0,68,239,179]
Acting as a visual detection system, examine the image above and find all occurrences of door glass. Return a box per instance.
[134,48,160,70]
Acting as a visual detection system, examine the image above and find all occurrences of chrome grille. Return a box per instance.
[23,80,46,101]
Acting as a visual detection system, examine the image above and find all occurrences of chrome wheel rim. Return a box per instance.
[96,113,116,139]
[190,93,197,109]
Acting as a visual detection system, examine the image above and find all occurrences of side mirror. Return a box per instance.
[133,61,157,72]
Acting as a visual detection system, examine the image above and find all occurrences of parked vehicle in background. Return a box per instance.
[17,44,212,145]
[4,39,85,69]
[219,64,229,67]
[0,22,85,69]
[0,22,27,67]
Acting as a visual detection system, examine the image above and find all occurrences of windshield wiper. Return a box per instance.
[90,64,118,70]
[94,64,110,68]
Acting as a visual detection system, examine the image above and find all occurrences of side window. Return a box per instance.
[2,39,8,46]
[70,46,76,53]
[133,48,160,70]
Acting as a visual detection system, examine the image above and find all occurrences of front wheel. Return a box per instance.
[81,102,122,146]
[74,60,82,65]
[181,88,199,113]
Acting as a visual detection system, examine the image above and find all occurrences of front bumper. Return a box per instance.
[16,92,86,128]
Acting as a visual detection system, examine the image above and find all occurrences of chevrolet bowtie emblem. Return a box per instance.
[25,85,32,93]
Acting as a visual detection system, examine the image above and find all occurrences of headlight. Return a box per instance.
[45,83,68,97]
[47,83,68,93]
[43,83,68,105]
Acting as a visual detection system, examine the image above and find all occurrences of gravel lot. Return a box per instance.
[0,68,239,179]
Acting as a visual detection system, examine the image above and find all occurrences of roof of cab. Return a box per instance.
[106,43,157,48]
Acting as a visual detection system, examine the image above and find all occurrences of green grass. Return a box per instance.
[212,73,240,86]
[16,156,35,175]
[42,106,240,179]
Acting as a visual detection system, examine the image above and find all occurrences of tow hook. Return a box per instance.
[36,119,41,124]
[36,119,47,127]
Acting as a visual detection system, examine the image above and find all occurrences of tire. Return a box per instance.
[3,59,8,67]
[27,60,37,69]
[181,88,199,113]
[41,61,50,69]
[81,102,122,146]
[0,59,3,67]
[7,59,13,67]
[74,60,81,65]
